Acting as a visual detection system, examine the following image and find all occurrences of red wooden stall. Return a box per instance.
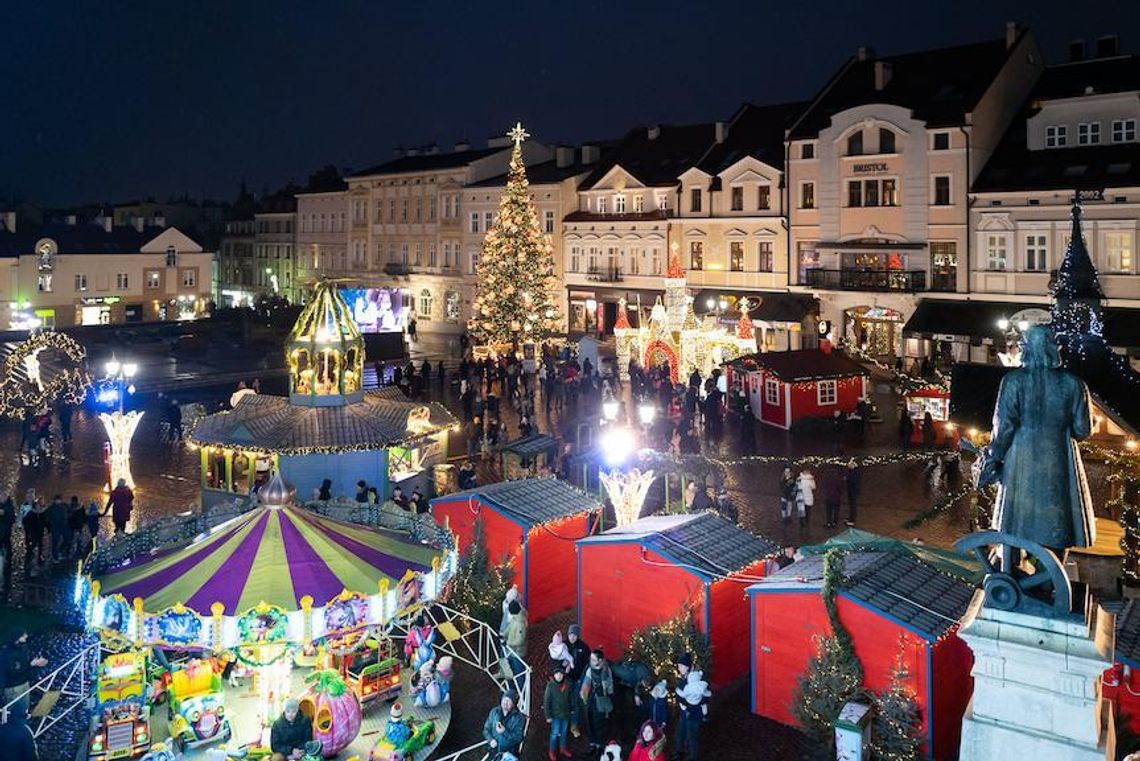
[1106,599,1140,734]
[577,512,778,688]
[728,349,868,430]
[749,552,975,761]
[431,477,601,623]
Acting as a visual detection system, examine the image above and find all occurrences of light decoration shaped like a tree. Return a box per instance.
[469,123,561,347]
[99,410,144,489]
[600,468,656,526]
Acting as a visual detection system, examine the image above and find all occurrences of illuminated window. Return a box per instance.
[1105,232,1133,273]
[418,288,433,318]
[986,235,1008,271]
[730,241,744,272]
[689,241,704,270]
[817,380,838,406]
[758,242,774,272]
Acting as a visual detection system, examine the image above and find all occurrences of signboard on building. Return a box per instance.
[852,162,889,174]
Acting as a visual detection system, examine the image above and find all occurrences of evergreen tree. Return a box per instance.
[444,517,514,626]
[792,551,866,758]
[470,123,561,346]
[628,607,711,685]
[871,652,922,761]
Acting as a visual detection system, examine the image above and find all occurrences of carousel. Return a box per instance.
[78,473,458,760]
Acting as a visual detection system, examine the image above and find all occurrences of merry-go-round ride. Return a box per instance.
[76,473,462,761]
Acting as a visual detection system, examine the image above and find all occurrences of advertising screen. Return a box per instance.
[341,288,406,333]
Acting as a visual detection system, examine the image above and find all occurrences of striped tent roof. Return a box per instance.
[96,505,441,615]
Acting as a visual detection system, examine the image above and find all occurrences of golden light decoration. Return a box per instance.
[600,468,656,527]
[99,410,144,489]
[0,330,92,419]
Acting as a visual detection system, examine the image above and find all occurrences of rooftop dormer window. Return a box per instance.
[847,131,864,156]
[1045,125,1067,148]
[879,128,896,154]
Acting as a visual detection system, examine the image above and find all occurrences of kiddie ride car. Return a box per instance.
[88,651,153,761]
[369,718,436,761]
[166,659,231,752]
[342,636,402,705]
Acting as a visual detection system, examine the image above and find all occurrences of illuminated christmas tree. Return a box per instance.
[871,647,922,761]
[470,123,561,346]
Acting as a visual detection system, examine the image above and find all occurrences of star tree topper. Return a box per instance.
[508,122,530,148]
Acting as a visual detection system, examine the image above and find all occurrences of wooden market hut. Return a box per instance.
[430,477,601,623]
[727,348,868,430]
[496,433,558,480]
[749,551,975,760]
[190,282,456,507]
[577,512,777,688]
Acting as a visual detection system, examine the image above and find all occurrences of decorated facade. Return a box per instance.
[614,246,757,383]
[190,281,457,506]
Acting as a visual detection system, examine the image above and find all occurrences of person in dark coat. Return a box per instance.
[482,690,525,757]
[103,480,134,534]
[22,497,44,566]
[269,698,313,758]
[318,479,333,501]
[1,627,48,720]
[67,496,85,558]
[543,665,573,758]
[921,411,936,449]
[898,409,914,448]
[844,460,862,526]
[44,496,68,563]
[822,466,845,529]
[57,402,73,443]
[566,624,591,737]
[0,497,14,564]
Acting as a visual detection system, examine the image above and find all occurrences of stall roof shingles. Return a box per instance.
[789,36,1018,139]
[448,477,600,526]
[644,512,777,577]
[733,349,867,381]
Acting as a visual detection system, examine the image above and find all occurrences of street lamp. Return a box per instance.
[99,355,143,490]
[598,425,655,527]
[638,401,657,428]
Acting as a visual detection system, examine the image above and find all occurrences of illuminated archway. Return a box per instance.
[643,339,679,384]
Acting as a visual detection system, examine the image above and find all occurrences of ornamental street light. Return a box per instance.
[100,355,142,490]
[598,425,654,527]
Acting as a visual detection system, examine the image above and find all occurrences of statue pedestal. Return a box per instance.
[957,590,1114,761]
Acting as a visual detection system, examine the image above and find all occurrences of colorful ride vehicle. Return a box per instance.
[343,638,401,705]
[88,651,152,761]
[369,718,436,761]
[167,659,231,751]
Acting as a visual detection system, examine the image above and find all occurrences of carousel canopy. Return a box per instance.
[189,385,456,454]
[95,504,441,615]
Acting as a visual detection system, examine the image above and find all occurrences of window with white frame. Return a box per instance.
[418,288,433,318]
[597,197,607,214]
[413,243,422,266]
[1113,119,1137,143]
[1078,122,1101,145]
[1045,125,1067,148]
[389,199,396,222]
[758,241,774,272]
[442,242,451,268]
[801,182,815,209]
[651,248,661,275]
[182,269,196,288]
[1025,234,1048,271]
[633,194,644,213]
[428,243,437,267]
[429,197,436,221]
[690,188,702,213]
[484,212,493,231]
[628,247,640,275]
[469,213,479,233]
[400,243,409,264]
[469,250,479,275]
[614,195,626,214]
[730,186,744,211]
[689,241,703,270]
[587,247,599,272]
[570,247,580,272]
[729,241,744,272]
[74,274,87,292]
[764,377,780,405]
[986,234,1008,271]
[757,184,771,210]
[1105,232,1133,273]
[401,200,408,222]
[544,210,555,234]
[932,132,950,150]
[117,273,130,290]
[817,380,838,406]
[165,246,177,267]
[37,274,52,292]
[656,193,669,211]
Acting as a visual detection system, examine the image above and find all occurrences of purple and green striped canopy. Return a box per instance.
[97,506,440,615]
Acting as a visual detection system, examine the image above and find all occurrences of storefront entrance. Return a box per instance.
[846,305,903,357]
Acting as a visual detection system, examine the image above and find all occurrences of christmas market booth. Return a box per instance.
[748,551,975,760]
[577,512,777,688]
[79,474,459,759]
[903,383,960,448]
[727,348,868,430]
[431,477,601,623]
[190,282,457,508]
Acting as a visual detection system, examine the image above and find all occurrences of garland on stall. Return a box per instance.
[900,483,976,530]
[1081,444,1140,584]
[233,643,295,668]
[841,341,949,394]
[0,330,93,419]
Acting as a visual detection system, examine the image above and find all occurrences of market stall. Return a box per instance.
[79,473,459,760]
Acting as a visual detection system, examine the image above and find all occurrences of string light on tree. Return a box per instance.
[469,122,561,348]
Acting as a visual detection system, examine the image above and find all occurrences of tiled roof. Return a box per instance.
[0,223,169,257]
[580,122,718,189]
[697,101,808,175]
[755,551,974,640]
[349,147,504,178]
[498,433,558,459]
[189,387,456,454]
[465,158,599,188]
[974,57,1140,193]
[1112,599,1140,669]
[644,512,777,576]
[440,477,601,526]
[729,349,867,381]
[789,37,1018,138]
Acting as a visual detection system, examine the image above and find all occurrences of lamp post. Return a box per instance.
[99,356,142,490]
[598,425,655,527]
[997,318,1031,366]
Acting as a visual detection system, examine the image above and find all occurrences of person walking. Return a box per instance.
[0,497,14,567]
[1,627,48,721]
[407,316,418,342]
[67,496,85,558]
[779,467,796,526]
[845,459,862,527]
[104,479,134,535]
[84,499,101,546]
[21,495,43,568]
[566,624,590,738]
[44,495,68,563]
[579,649,615,756]
[543,665,574,760]
[822,465,844,529]
[57,401,73,444]
[898,408,914,448]
[795,467,816,531]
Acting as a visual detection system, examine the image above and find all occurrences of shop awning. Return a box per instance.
[692,291,817,324]
[903,299,1032,343]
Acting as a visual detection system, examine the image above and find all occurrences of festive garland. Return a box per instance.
[900,483,977,530]
[0,331,92,418]
[233,643,295,668]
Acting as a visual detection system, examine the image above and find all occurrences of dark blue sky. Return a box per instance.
[1,0,1136,206]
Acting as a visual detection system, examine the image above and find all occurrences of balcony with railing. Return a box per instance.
[803,268,927,292]
[383,261,412,276]
[587,266,624,283]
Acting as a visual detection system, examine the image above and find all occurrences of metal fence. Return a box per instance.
[0,640,100,739]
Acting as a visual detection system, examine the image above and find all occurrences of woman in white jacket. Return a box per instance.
[795,467,816,530]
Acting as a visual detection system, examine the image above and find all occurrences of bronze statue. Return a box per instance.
[980,325,1095,554]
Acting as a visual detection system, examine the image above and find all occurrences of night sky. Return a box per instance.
[2,0,1137,206]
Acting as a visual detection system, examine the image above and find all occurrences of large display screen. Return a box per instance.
[341,288,406,333]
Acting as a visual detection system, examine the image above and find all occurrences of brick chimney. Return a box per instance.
[581,145,601,164]
[715,122,727,143]
[1006,21,1019,50]
[1,211,14,233]
[856,46,875,61]
[556,146,575,168]
[874,61,893,91]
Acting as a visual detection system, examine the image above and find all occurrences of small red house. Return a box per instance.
[729,349,868,430]
[749,551,975,761]
[1104,599,1140,734]
[577,512,777,688]
[431,477,601,623]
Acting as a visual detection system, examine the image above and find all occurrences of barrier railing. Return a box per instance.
[0,640,99,739]
[391,602,532,761]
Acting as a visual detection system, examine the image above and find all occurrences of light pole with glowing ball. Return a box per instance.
[99,357,142,490]
[599,402,657,527]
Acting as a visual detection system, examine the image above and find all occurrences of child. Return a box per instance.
[548,630,574,674]
[628,720,665,761]
[542,664,573,760]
